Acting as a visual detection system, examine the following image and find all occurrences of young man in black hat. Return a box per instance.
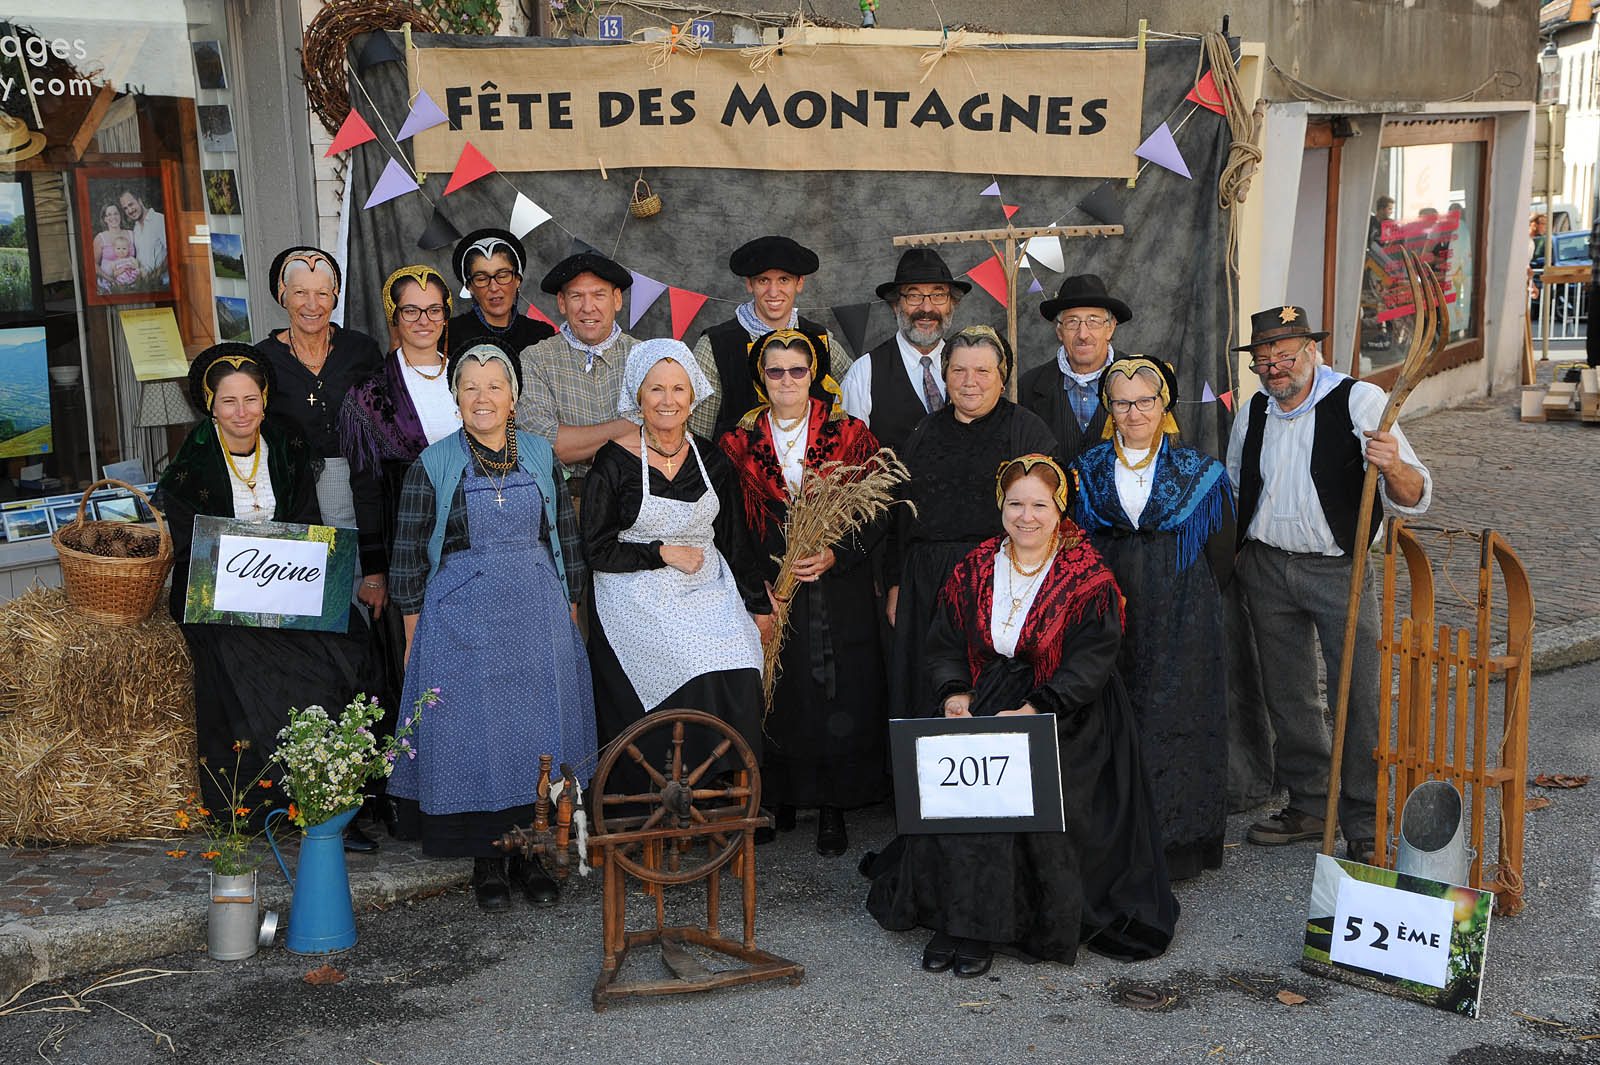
[1225,306,1431,866]
[517,251,640,487]
[837,248,970,452]
[448,227,556,353]
[687,235,854,441]
[1019,273,1130,459]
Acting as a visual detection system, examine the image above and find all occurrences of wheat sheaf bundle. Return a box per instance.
[762,447,912,709]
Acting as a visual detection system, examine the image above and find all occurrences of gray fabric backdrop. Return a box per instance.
[340,33,1237,458]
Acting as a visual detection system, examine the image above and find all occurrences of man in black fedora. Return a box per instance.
[1225,305,1431,866]
[688,235,853,441]
[837,248,970,452]
[1019,273,1131,459]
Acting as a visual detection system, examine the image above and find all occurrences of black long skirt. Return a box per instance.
[865,658,1178,964]
[888,540,978,719]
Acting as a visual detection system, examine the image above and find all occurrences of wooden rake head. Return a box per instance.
[1384,248,1453,419]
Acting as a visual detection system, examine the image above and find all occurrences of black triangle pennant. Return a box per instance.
[357,31,404,71]
[1077,181,1125,226]
[830,302,874,359]
[417,207,462,251]
[568,235,602,258]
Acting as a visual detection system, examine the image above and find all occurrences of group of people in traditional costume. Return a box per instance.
[156,227,1432,976]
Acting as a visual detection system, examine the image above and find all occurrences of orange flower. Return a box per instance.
[174,811,191,829]
[235,807,249,817]
[259,779,273,789]
[198,807,210,817]
[232,741,242,752]
[201,850,221,860]
[165,850,188,858]
[287,803,299,820]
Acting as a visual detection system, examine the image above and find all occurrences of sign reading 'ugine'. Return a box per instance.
[408,42,1146,177]
[183,516,357,632]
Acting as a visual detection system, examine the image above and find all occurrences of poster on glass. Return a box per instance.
[0,325,51,459]
[74,167,177,306]
[0,176,41,318]
[204,170,241,216]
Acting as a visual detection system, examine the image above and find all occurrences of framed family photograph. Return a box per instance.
[74,166,178,307]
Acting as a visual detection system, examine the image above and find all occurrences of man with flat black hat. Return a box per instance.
[1225,305,1431,866]
[838,248,969,452]
[448,227,556,353]
[689,235,854,441]
[1019,273,1130,459]
[517,251,640,485]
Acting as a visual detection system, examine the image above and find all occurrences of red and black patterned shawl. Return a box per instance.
[718,396,880,541]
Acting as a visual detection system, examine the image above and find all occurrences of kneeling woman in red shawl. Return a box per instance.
[865,455,1177,978]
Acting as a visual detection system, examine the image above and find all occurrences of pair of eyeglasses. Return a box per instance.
[899,290,951,307]
[1249,350,1301,372]
[469,269,518,288]
[1108,395,1160,414]
[763,365,811,380]
[397,304,447,322]
[1059,315,1111,331]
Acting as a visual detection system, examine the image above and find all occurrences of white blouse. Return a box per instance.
[398,351,461,444]
[989,540,1049,658]
[1114,437,1158,529]
[226,435,275,523]
[767,411,808,495]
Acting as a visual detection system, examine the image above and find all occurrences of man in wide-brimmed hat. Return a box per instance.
[1019,273,1131,459]
[838,248,972,451]
[1224,305,1432,867]
[687,235,854,441]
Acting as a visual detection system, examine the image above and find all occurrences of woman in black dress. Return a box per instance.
[866,455,1177,978]
[447,228,556,354]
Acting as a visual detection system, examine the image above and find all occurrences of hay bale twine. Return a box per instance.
[0,587,196,844]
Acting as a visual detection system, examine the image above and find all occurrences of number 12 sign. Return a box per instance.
[889,715,1064,834]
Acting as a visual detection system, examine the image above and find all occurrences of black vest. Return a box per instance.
[867,338,936,452]
[1235,378,1382,556]
[704,314,834,440]
[1018,359,1110,461]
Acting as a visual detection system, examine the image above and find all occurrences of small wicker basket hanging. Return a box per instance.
[629,178,663,219]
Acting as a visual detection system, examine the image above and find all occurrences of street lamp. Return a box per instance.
[1539,39,1561,105]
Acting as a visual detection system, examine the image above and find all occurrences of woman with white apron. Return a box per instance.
[584,339,773,781]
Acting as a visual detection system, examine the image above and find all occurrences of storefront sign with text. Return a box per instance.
[183,516,356,632]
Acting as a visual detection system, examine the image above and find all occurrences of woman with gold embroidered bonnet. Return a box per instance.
[156,344,372,815]
[1070,356,1234,881]
[864,454,1176,979]
[387,338,594,913]
[717,328,887,856]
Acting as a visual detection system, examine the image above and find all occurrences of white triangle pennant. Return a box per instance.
[508,192,552,239]
[1024,236,1065,273]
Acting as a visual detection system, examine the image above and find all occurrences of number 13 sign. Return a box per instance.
[889,715,1065,834]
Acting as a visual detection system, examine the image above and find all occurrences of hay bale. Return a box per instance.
[0,586,196,844]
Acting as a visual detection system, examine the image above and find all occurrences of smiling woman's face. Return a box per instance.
[455,357,513,438]
[1002,471,1061,554]
[638,359,693,435]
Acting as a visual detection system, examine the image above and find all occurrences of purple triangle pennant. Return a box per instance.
[1133,122,1192,179]
[1028,277,1044,294]
[396,90,449,141]
[628,271,668,329]
[1201,380,1217,403]
[979,180,1001,197]
[362,157,417,209]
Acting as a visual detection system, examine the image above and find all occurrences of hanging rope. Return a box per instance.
[1201,30,1263,400]
[917,28,973,84]
[740,16,817,74]
[632,24,703,71]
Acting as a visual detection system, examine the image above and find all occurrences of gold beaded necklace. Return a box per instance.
[222,432,262,492]
[1000,533,1055,632]
[1113,433,1160,488]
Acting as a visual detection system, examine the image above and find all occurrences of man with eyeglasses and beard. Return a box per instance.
[1019,274,1130,459]
[1225,306,1431,868]
[838,248,969,452]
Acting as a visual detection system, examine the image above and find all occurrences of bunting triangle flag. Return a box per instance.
[526,302,557,329]
[1186,69,1227,116]
[1028,277,1044,294]
[1219,390,1234,412]
[362,157,417,209]
[396,90,449,141]
[508,192,552,239]
[443,142,497,195]
[830,302,874,357]
[966,255,1009,307]
[628,271,668,329]
[569,236,601,257]
[979,181,1001,197]
[325,109,376,157]
[1077,181,1125,226]
[460,285,472,300]
[1201,380,1217,404]
[416,207,461,250]
[1024,235,1065,273]
[1002,204,1020,220]
[669,287,708,341]
[357,31,405,71]
[1134,123,1192,180]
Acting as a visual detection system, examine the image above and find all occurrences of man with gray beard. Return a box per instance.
[838,248,969,451]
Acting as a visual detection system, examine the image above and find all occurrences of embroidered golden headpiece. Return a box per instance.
[1098,354,1181,440]
[995,453,1071,514]
[382,264,452,323]
[736,327,844,431]
[943,324,1014,383]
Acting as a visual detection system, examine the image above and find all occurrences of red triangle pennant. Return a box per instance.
[1002,204,1020,220]
[443,142,498,195]
[325,109,376,156]
[525,302,557,329]
[1218,389,1234,411]
[1186,70,1227,116]
[965,255,1009,307]
[669,287,708,341]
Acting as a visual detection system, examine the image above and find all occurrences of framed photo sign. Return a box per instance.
[182,515,356,632]
[888,714,1064,834]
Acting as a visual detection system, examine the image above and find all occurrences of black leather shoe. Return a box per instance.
[774,804,797,832]
[921,932,957,973]
[509,855,559,907]
[953,939,993,978]
[816,806,847,856]
[343,823,379,853]
[472,857,512,913]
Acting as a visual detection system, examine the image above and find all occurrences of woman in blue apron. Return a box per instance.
[582,339,773,786]
[388,339,594,913]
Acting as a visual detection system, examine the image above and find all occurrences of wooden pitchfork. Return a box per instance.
[1321,248,1450,857]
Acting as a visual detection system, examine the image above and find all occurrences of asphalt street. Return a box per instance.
[2,662,1596,1065]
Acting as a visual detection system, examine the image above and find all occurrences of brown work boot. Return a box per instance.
[1246,808,1325,846]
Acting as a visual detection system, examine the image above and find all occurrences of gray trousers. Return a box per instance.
[1235,541,1380,839]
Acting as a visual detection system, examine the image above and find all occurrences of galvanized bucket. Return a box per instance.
[207,870,260,961]
[1394,779,1472,886]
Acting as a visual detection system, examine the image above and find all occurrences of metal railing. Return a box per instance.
[1531,281,1589,341]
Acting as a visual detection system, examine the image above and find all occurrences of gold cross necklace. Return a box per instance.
[645,426,687,475]
[1000,535,1054,632]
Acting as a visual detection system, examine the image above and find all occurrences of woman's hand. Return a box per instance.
[886,585,899,627]
[791,548,836,583]
[403,614,419,669]
[995,702,1039,717]
[357,574,388,619]
[943,693,972,718]
[659,544,705,573]
[754,611,777,645]
[570,604,580,628]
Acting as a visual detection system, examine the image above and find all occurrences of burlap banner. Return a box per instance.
[408,42,1146,177]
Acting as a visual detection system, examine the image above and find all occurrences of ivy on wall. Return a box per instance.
[418,0,503,35]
